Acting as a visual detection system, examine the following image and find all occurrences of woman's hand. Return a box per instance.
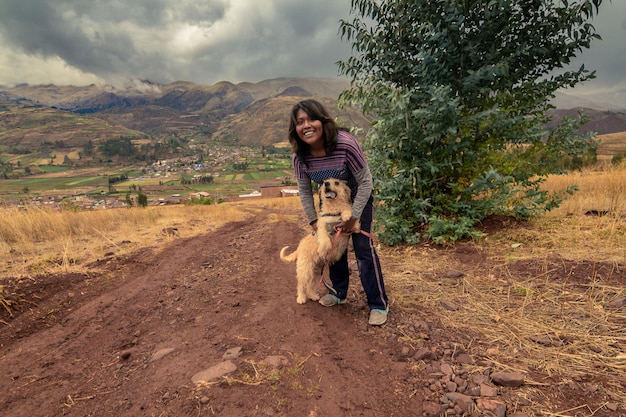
[337,217,358,234]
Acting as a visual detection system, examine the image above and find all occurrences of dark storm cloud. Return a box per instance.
[0,0,351,86]
[0,0,229,83]
[0,0,623,95]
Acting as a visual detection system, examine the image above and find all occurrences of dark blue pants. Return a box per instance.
[328,197,388,311]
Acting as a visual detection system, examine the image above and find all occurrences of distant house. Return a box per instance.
[260,185,298,198]
[280,189,299,197]
[238,191,262,198]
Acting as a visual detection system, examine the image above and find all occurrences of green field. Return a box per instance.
[0,153,295,201]
[37,165,71,173]
[0,175,108,193]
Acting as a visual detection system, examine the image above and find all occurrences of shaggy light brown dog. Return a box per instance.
[280,178,359,304]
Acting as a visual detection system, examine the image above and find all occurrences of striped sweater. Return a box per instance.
[293,130,373,224]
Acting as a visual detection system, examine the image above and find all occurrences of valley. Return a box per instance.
[1,78,626,207]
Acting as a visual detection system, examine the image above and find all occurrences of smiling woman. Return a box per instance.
[287,99,389,326]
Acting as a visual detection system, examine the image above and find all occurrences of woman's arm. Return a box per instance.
[297,177,318,225]
[351,166,373,220]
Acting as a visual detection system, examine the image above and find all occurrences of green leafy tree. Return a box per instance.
[83,139,95,156]
[338,0,604,245]
[100,137,137,158]
[137,189,148,208]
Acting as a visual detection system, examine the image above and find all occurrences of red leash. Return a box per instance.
[356,228,378,243]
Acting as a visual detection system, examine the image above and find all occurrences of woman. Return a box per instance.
[287,99,389,326]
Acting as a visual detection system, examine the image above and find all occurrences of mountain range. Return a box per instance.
[1,78,625,152]
[0,78,370,149]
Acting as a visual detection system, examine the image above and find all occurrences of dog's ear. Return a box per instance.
[318,186,324,211]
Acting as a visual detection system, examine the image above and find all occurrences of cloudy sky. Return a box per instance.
[0,0,624,95]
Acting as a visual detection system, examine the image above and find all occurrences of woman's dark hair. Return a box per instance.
[288,99,340,164]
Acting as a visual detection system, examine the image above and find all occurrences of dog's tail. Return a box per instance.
[279,246,297,263]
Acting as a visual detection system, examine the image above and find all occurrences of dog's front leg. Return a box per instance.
[316,229,332,259]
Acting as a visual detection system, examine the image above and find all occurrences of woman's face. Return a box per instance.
[295,109,324,149]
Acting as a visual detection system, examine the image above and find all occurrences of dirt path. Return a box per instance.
[0,207,433,416]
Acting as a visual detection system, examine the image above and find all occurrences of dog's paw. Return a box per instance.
[296,296,307,304]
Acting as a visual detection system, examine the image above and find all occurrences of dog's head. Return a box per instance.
[319,178,351,203]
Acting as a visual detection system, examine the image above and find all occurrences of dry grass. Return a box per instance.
[384,222,626,411]
[0,197,304,278]
[383,165,626,411]
[596,132,626,164]
[542,163,626,218]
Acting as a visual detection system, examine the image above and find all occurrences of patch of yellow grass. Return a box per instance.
[273,141,292,149]
[385,225,626,383]
[0,203,249,277]
[384,165,626,397]
[0,196,304,278]
[542,164,626,217]
[596,131,626,163]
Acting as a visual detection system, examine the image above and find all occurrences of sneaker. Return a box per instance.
[319,294,346,306]
[368,309,388,326]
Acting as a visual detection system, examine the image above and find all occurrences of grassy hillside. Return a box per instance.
[0,105,147,146]
[548,108,626,135]
[209,95,371,147]
[596,131,626,163]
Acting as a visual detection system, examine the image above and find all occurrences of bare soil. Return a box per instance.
[1,207,624,416]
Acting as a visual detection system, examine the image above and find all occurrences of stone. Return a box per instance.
[472,374,489,385]
[445,270,465,278]
[446,381,458,392]
[265,355,289,368]
[440,300,459,311]
[423,401,443,416]
[414,348,435,361]
[490,371,524,387]
[191,360,237,384]
[608,297,626,309]
[445,392,474,412]
[440,363,454,378]
[150,347,176,362]
[222,346,242,360]
[454,353,474,364]
[476,398,506,417]
[466,386,481,396]
[479,383,498,397]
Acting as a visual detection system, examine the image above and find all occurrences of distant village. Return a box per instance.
[8,147,299,210]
